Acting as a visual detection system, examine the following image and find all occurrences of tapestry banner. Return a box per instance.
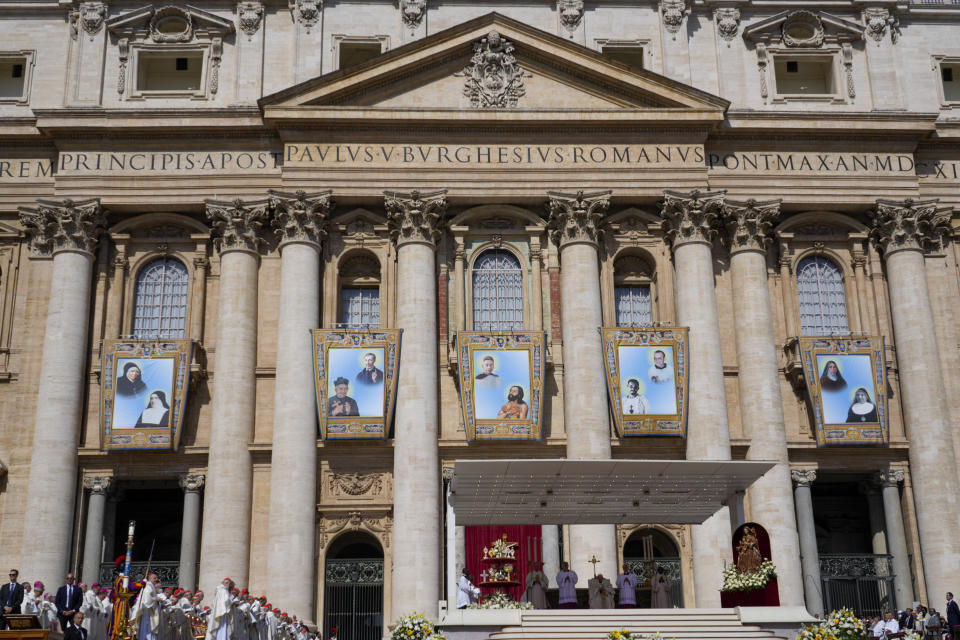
[455,331,546,441]
[798,336,889,446]
[601,327,689,437]
[312,329,402,440]
[100,339,193,451]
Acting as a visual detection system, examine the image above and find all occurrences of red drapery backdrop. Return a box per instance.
[720,522,780,607]
[465,525,542,602]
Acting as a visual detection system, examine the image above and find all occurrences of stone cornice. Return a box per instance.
[268,189,334,248]
[723,197,781,254]
[384,189,448,249]
[546,189,611,249]
[661,189,726,249]
[18,197,106,257]
[205,197,271,254]
[871,198,950,255]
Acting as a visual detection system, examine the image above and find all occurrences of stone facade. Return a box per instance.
[1,0,960,628]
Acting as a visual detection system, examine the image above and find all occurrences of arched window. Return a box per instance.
[133,257,189,339]
[472,249,523,331]
[797,256,849,336]
[614,254,653,326]
[339,254,381,328]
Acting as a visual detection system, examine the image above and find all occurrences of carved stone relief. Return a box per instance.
[400,0,426,30]
[292,0,322,30]
[457,30,530,109]
[659,0,687,36]
[863,8,897,44]
[384,189,448,248]
[872,198,950,254]
[326,472,391,500]
[71,1,107,39]
[714,8,740,43]
[150,6,193,42]
[268,189,333,247]
[237,0,263,37]
[547,190,611,249]
[205,197,270,253]
[722,198,781,253]
[661,189,725,249]
[558,0,584,37]
[781,11,824,48]
[318,511,392,549]
[18,198,107,256]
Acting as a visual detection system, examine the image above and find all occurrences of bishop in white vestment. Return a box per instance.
[130,575,161,640]
[523,564,549,609]
[588,575,615,609]
[204,580,234,640]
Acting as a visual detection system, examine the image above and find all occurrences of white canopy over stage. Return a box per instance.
[449,459,776,525]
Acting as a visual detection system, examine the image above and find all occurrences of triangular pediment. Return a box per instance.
[743,10,863,46]
[106,4,234,37]
[261,13,728,119]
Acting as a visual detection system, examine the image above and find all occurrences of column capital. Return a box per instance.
[18,198,106,257]
[722,198,781,254]
[205,197,271,255]
[791,468,817,487]
[82,475,113,495]
[268,189,334,249]
[179,474,205,493]
[871,198,950,256]
[876,469,904,487]
[661,189,726,249]
[546,189,611,249]
[384,189,448,249]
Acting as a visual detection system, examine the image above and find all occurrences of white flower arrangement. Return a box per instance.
[796,607,866,640]
[465,591,533,610]
[606,631,676,640]
[391,612,446,640]
[720,559,777,592]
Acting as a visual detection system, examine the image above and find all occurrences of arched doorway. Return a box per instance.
[323,532,384,640]
[623,528,683,608]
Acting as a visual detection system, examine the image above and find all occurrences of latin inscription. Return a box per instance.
[56,151,284,175]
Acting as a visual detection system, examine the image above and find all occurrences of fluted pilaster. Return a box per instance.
[19,198,105,589]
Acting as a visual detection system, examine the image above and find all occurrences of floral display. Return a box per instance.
[391,612,446,640]
[720,559,777,592]
[607,629,633,640]
[796,607,866,640]
[466,591,533,610]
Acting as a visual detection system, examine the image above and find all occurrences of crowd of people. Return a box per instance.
[864,592,960,639]
[0,569,322,640]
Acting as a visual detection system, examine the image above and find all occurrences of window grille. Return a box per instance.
[133,258,189,339]
[615,285,652,326]
[797,256,849,336]
[472,249,524,331]
[340,287,380,328]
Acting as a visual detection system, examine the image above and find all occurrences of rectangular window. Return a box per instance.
[0,57,27,100]
[340,287,380,328]
[137,51,204,92]
[601,46,644,69]
[615,285,652,326]
[943,63,960,102]
[774,57,835,95]
[339,42,382,70]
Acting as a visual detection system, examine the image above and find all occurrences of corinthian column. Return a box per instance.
[384,189,447,620]
[18,198,106,589]
[871,198,960,605]
[266,190,332,621]
[661,189,731,607]
[198,197,270,595]
[722,199,804,607]
[547,189,618,580]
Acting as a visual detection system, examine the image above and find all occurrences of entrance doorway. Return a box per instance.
[323,532,384,640]
[623,528,683,607]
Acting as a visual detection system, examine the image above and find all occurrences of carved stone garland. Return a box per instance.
[872,198,950,254]
[546,189,612,249]
[457,30,530,109]
[722,198,781,253]
[400,0,426,30]
[292,0,321,30]
[328,473,385,498]
[384,189,448,248]
[661,189,726,248]
[18,198,107,256]
[268,189,333,247]
[205,197,271,253]
[864,8,897,44]
[557,0,584,37]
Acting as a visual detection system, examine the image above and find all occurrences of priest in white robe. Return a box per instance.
[651,567,671,608]
[523,563,549,609]
[130,573,161,640]
[204,579,234,640]
[556,562,578,609]
[456,569,480,609]
[588,574,615,609]
[616,564,639,609]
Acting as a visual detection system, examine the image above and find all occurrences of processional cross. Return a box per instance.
[588,555,600,578]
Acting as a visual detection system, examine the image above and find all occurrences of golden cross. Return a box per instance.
[588,555,600,578]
